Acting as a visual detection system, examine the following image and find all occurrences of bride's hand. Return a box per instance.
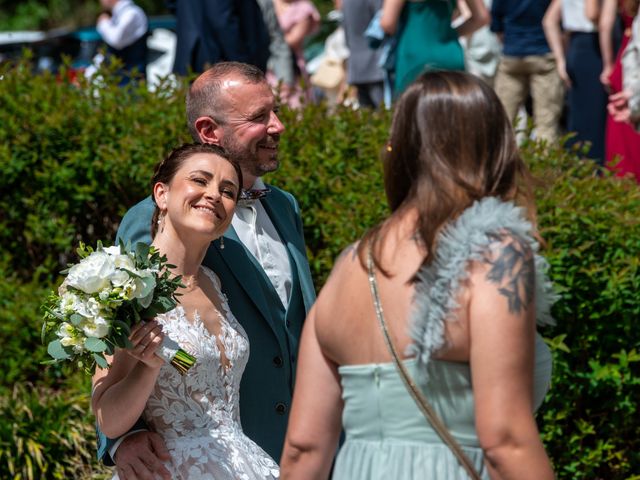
[128,320,165,369]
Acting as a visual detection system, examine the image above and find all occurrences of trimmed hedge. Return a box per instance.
[1,58,639,478]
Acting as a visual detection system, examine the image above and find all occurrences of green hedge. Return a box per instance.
[1,58,639,479]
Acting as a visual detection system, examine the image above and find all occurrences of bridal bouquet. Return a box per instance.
[42,242,196,375]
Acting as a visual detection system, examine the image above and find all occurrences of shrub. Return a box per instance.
[1,59,639,478]
[524,137,640,479]
[0,382,111,479]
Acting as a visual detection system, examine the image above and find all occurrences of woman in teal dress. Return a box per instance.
[380,0,490,95]
[280,72,556,479]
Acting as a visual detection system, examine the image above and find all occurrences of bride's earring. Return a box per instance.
[220,237,225,250]
[158,211,166,234]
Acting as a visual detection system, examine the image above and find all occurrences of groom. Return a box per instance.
[97,61,316,479]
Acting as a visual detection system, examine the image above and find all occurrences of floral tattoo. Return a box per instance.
[485,233,535,314]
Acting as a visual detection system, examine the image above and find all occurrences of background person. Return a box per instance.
[491,0,564,143]
[170,0,270,75]
[96,62,316,480]
[380,0,489,96]
[599,0,640,181]
[273,0,321,107]
[543,0,608,163]
[86,0,148,83]
[341,0,385,108]
[280,71,556,480]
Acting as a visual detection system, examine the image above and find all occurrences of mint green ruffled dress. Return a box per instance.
[394,0,465,95]
[331,198,556,480]
[333,336,552,479]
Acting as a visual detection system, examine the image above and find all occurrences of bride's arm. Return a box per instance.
[92,320,165,438]
[280,306,343,479]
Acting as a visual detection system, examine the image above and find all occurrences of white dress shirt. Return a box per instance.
[232,178,293,308]
[97,0,148,50]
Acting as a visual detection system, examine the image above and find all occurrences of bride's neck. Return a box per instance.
[152,230,209,277]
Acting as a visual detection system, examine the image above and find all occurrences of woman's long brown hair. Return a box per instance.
[358,71,536,275]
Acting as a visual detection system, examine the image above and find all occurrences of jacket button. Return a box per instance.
[273,355,283,367]
[275,402,287,415]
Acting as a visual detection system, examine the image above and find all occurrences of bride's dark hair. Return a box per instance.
[359,71,536,273]
[150,143,243,239]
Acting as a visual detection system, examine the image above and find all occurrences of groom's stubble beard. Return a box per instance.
[220,130,280,180]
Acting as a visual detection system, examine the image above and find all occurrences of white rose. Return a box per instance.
[110,269,130,287]
[105,246,136,271]
[66,251,116,294]
[82,316,110,338]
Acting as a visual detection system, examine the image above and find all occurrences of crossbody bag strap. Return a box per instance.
[366,247,482,480]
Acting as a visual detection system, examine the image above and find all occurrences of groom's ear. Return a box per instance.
[194,116,223,146]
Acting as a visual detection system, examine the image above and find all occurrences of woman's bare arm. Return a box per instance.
[468,236,554,480]
[280,306,344,479]
[381,0,406,35]
[92,321,164,438]
[543,0,571,86]
[455,0,490,37]
[598,0,618,85]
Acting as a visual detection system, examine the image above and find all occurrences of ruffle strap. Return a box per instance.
[407,197,558,383]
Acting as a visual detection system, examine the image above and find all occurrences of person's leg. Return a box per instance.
[356,82,384,108]
[565,33,607,163]
[494,56,529,127]
[530,53,564,143]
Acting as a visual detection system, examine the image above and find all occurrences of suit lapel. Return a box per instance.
[209,225,282,331]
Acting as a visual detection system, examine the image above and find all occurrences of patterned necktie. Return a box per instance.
[238,188,270,207]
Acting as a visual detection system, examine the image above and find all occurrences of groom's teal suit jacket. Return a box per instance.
[97,185,316,464]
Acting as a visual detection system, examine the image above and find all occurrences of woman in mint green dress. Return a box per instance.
[380,0,490,95]
[280,72,556,479]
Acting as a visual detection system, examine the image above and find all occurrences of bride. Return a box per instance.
[92,143,280,479]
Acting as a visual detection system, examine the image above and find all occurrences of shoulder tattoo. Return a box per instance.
[484,233,535,314]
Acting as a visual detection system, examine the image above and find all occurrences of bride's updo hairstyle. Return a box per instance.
[362,70,535,270]
[150,143,243,239]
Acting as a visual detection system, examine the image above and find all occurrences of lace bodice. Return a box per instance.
[141,266,279,479]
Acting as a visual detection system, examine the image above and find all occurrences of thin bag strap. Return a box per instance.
[366,247,482,480]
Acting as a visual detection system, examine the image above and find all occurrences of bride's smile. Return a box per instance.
[155,152,240,241]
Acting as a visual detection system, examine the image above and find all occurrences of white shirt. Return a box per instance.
[561,0,597,33]
[97,0,148,50]
[232,179,293,308]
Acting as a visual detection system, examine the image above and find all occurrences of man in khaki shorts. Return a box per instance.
[491,0,564,142]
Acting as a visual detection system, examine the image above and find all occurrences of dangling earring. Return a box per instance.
[157,211,166,234]
[220,237,225,250]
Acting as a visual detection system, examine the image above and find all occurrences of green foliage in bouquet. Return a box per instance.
[41,241,184,373]
[0,59,639,478]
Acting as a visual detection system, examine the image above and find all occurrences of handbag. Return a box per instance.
[366,246,482,480]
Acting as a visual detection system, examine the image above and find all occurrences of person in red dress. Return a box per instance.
[601,0,640,181]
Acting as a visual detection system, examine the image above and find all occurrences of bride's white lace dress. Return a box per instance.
[138,266,279,479]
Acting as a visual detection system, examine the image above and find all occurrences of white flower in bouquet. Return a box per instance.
[42,241,196,375]
[66,250,116,294]
[81,315,111,338]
